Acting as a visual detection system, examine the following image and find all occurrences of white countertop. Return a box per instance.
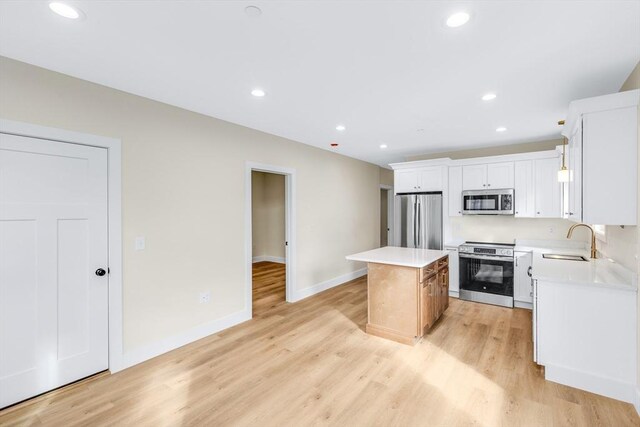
[346,246,448,268]
[518,241,638,292]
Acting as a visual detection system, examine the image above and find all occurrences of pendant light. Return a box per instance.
[557,120,570,183]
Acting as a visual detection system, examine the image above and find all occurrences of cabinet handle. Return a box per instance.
[530,291,533,297]
[527,266,532,277]
[487,183,491,187]
[537,212,541,214]
[569,212,574,216]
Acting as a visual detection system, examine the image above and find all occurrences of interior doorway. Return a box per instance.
[245,162,296,318]
[380,185,394,247]
[251,171,286,315]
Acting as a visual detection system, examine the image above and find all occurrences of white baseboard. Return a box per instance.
[114,308,251,373]
[635,386,640,417]
[448,290,459,298]
[544,363,636,404]
[291,268,367,302]
[252,255,286,264]
[514,300,533,310]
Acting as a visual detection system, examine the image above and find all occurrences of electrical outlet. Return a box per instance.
[548,227,554,235]
[198,291,211,304]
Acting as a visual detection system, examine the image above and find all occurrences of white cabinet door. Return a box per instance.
[514,160,535,218]
[462,164,487,190]
[0,134,109,409]
[486,162,514,189]
[514,252,533,305]
[534,158,561,218]
[445,247,459,294]
[395,170,419,193]
[418,167,443,191]
[582,107,637,225]
[448,166,463,216]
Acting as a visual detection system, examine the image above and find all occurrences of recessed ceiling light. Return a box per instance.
[251,88,266,97]
[446,12,470,28]
[336,125,346,131]
[496,127,507,132]
[49,2,82,19]
[482,93,497,101]
[244,6,262,17]
[380,144,388,149]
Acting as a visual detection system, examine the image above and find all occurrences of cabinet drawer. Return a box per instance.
[438,256,449,270]
[420,262,438,283]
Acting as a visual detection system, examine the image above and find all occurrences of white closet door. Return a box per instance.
[0,133,109,408]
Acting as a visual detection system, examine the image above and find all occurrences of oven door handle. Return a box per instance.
[459,253,515,262]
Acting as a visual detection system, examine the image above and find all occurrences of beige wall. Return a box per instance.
[406,139,563,162]
[252,171,285,259]
[379,167,393,186]
[0,56,380,353]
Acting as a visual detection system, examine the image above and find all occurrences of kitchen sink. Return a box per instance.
[542,254,588,262]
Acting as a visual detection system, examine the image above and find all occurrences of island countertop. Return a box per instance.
[346,246,449,268]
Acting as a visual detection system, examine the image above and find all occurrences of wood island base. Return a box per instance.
[365,256,449,345]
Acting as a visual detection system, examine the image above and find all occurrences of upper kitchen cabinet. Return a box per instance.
[514,160,535,217]
[462,164,487,190]
[462,162,514,190]
[394,166,444,194]
[563,89,639,225]
[448,166,463,216]
[534,157,561,218]
[487,162,515,189]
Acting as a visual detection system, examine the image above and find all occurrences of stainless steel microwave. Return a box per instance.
[461,188,514,215]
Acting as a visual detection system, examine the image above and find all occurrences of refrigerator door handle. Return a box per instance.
[417,199,421,247]
[413,197,418,248]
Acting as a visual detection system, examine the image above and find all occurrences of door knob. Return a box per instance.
[95,268,107,277]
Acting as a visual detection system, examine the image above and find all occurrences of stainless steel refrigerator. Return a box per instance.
[398,192,443,250]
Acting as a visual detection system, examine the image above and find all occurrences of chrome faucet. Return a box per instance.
[566,223,597,259]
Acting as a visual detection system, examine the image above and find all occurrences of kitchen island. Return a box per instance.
[346,247,450,345]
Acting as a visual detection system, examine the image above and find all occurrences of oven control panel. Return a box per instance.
[459,245,513,257]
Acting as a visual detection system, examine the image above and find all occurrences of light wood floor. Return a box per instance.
[2,263,638,426]
[252,261,286,317]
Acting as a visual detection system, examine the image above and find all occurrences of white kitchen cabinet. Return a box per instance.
[514,251,532,307]
[395,170,420,193]
[534,158,561,218]
[514,160,535,218]
[418,167,444,191]
[462,162,514,190]
[534,278,636,403]
[562,89,638,225]
[448,166,463,216]
[395,167,443,194]
[444,246,459,296]
[462,164,486,190]
[487,162,514,189]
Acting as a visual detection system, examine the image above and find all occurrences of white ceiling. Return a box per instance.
[0,1,639,167]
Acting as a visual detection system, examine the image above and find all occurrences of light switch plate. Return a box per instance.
[135,236,145,251]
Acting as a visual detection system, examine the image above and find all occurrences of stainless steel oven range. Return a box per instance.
[458,241,515,308]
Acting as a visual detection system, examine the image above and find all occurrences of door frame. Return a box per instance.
[0,118,125,372]
[245,162,296,312]
[380,184,394,246]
